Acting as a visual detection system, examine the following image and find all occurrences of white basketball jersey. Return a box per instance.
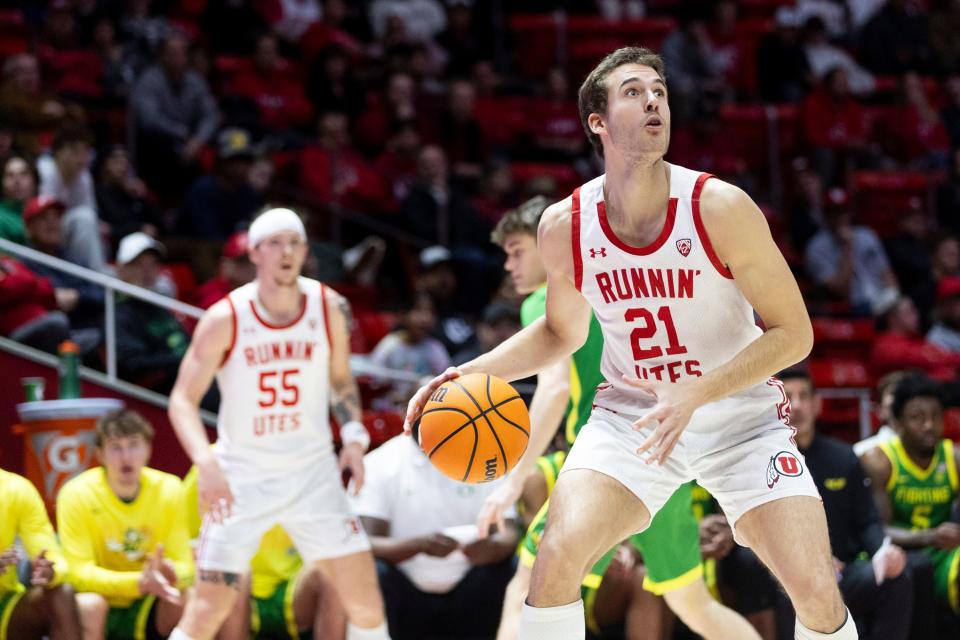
[574,164,786,429]
[215,277,333,479]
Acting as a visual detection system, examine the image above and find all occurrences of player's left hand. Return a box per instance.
[31,550,54,586]
[462,538,509,566]
[873,543,907,580]
[622,376,703,465]
[340,443,365,496]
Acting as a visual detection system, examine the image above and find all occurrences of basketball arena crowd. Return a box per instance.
[2,0,960,639]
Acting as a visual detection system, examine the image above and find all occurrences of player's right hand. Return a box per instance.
[139,552,183,605]
[403,367,463,435]
[418,533,460,557]
[476,474,524,539]
[198,459,234,523]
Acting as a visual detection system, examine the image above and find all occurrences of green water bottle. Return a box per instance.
[57,340,81,399]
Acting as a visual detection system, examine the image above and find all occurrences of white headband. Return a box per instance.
[248,208,306,247]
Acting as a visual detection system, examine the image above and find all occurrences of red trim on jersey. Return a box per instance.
[221,295,237,366]
[596,198,677,256]
[572,188,583,291]
[249,293,308,329]
[319,282,332,349]
[690,173,734,279]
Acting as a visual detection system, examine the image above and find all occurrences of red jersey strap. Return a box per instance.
[221,295,237,366]
[690,173,734,279]
[319,282,332,349]
[572,187,583,291]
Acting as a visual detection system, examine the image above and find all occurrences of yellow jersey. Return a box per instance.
[0,469,68,595]
[182,467,303,599]
[56,467,194,607]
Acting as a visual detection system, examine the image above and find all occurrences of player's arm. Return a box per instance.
[860,447,931,548]
[358,516,458,564]
[168,299,234,519]
[406,198,592,431]
[629,181,815,463]
[15,476,68,587]
[325,288,369,492]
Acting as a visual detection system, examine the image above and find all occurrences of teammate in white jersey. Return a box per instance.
[406,47,856,640]
[167,208,389,640]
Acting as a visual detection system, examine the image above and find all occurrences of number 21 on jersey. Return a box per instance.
[626,305,702,383]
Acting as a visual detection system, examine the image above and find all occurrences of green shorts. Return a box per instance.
[520,481,703,595]
[925,546,960,612]
[105,596,158,640]
[0,589,25,640]
[252,578,305,640]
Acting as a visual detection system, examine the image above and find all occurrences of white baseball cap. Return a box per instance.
[116,232,166,266]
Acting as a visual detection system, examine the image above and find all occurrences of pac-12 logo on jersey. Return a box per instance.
[766,451,803,488]
[676,238,692,257]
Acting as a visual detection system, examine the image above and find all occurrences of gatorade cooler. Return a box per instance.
[14,398,125,514]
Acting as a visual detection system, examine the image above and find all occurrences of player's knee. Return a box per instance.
[664,581,713,631]
[780,565,842,612]
[40,583,77,615]
[76,592,108,625]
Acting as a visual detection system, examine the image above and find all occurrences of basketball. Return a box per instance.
[418,373,530,483]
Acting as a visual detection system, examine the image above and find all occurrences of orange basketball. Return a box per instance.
[418,373,530,483]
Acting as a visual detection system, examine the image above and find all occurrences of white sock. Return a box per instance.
[168,630,196,640]
[796,608,858,639]
[347,622,390,639]
[519,600,585,640]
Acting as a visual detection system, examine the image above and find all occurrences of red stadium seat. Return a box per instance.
[809,359,873,388]
[160,262,198,303]
[945,408,960,442]
[851,171,930,239]
[811,318,876,361]
[510,162,580,197]
[509,14,563,78]
[362,410,405,447]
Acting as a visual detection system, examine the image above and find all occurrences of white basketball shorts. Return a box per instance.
[196,451,370,573]
[561,405,821,543]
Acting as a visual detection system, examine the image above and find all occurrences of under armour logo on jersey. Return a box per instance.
[589,247,607,258]
[676,238,692,257]
[309,318,317,330]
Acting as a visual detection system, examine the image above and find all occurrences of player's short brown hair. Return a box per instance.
[490,196,552,247]
[578,46,667,155]
[95,409,155,447]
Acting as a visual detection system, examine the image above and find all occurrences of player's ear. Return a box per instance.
[587,112,605,137]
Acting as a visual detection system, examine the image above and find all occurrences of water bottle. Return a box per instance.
[57,340,81,399]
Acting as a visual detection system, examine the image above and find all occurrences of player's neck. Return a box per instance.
[107,475,140,502]
[602,155,670,224]
[255,278,303,322]
[902,442,936,469]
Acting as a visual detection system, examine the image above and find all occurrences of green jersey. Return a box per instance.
[521,285,605,443]
[879,436,959,531]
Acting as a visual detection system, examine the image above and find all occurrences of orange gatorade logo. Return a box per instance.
[31,431,97,497]
[766,451,803,489]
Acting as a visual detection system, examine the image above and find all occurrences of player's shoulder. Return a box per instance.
[538,195,574,237]
[537,195,575,270]
[860,444,893,479]
[141,466,183,491]
[58,467,104,499]
[699,178,761,221]
[1,469,41,500]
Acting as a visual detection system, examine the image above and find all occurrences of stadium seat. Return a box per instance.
[811,318,876,361]
[945,408,960,441]
[809,359,873,388]
[509,14,562,78]
[851,171,930,239]
[510,162,581,196]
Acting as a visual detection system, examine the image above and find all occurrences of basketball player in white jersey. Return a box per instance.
[166,208,390,640]
[406,47,856,640]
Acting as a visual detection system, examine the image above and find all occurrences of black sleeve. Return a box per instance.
[853,452,887,555]
[115,305,181,374]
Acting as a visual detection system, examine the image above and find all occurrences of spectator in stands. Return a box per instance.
[247,153,276,197]
[660,11,726,123]
[0,252,75,353]
[22,196,104,333]
[129,30,220,196]
[356,71,421,153]
[194,231,254,308]
[931,0,960,73]
[757,7,812,103]
[885,198,936,322]
[307,45,365,118]
[471,162,516,226]
[114,232,190,391]
[805,187,898,316]
[932,235,960,284]
[428,78,485,183]
[860,375,960,634]
[274,0,322,44]
[802,17,875,95]
[120,0,174,61]
[416,245,477,356]
[0,155,36,245]
[879,72,951,169]
[802,67,872,185]
[858,0,932,74]
[95,144,161,247]
[180,128,262,241]
[942,75,960,149]
[452,301,520,363]
[0,467,81,640]
[436,1,487,78]
[527,68,587,161]
[854,371,909,457]
[936,149,960,236]
[786,157,826,252]
[0,53,74,156]
[37,126,106,272]
[376,119,422,202]
[779,368,913,640]
[400,144,489,249]
[370,292,450,408]
[57,409,192,640]
[872,295,960,378]
[928,277,960,354]
[228,32,313,132]
[92,15,141,107]
[299,111,396,214]
[349,431,519,639]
